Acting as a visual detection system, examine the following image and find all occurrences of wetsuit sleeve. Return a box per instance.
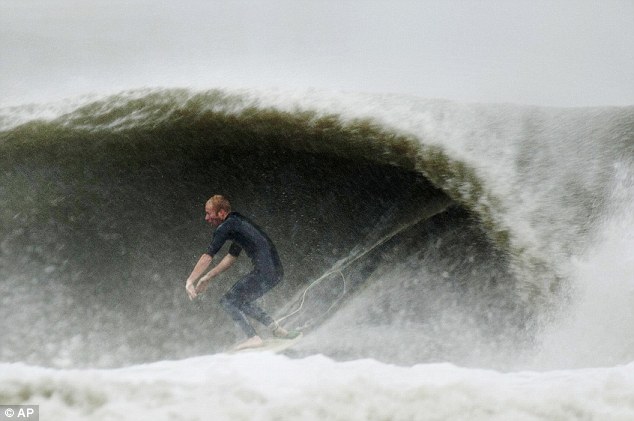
[228,243,242,257]
[206,225,230,257]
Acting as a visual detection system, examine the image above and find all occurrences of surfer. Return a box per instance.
[185,195,298,350]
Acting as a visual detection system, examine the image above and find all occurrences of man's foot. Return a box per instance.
[234,335,264,351]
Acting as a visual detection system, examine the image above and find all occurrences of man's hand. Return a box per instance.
[195,277,210,295]
[186,281,197,301]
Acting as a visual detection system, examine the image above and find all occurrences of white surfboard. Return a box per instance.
[229,333,303,354]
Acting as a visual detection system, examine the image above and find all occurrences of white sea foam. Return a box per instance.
[2,354,634,421]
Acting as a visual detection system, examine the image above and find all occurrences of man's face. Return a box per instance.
[205,204,227,227]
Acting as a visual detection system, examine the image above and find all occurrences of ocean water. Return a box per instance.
[1,88,633,420]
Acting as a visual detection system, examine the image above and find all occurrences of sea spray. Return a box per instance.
[536,162,634,369]
[1,88,632,369]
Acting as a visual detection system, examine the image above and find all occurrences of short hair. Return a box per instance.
[207,195,231,213]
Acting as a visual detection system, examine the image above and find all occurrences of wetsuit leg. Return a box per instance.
[220,270,282,337]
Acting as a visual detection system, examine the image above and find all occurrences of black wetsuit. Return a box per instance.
[206,212,283,337]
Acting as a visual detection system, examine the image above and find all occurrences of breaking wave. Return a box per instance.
[1,88,632,369]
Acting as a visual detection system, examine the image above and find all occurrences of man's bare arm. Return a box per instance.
[185,253,213,300]
[195,254,237,294]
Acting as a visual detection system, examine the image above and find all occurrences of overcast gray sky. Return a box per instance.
[2,0,633,106]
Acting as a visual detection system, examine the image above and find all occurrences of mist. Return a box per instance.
[2,0,633,107]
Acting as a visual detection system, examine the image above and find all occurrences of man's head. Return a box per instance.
[205,195,231,227]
